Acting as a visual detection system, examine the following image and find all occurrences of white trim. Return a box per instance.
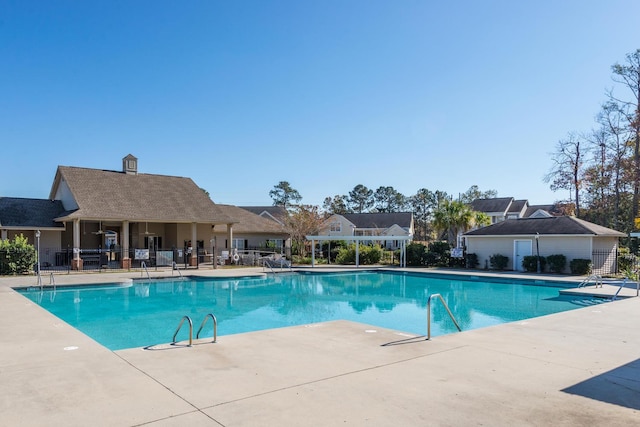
[306,235,412,241]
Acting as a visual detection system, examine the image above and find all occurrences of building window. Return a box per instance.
[330,222,341,232]
[265,239,283,251]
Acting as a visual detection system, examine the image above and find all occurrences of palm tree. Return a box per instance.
[432,200,482,245]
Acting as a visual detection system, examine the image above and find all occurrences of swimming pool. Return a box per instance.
[17,271,605,350]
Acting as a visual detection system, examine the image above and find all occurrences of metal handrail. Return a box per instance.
[263,259,276,274]
[196,313,217,343]
[172,262,184,279]
[141,261,150,279]
[37,268,43,291]
[49,272,56,291]
[263,257,291,273]
[612,278,628,301]
[426,293,461,340]
[578,274,602,288]
[172,316,193,346]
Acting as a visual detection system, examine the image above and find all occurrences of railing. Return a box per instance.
[172,316,193,347]
[578,274,603,288]
[172,262,184,279]
[196,313,217,343]
[426,293,461,340]
[612,278,629,301]
[141,261,150,279]
[36,268,43,290]
[49,272,56,292]
[262,257,292,273]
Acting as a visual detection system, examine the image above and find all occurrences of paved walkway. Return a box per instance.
[1,268,639,426]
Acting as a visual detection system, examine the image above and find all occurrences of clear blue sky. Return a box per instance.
[2,1,639,208]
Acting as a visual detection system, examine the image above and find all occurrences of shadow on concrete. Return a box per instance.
[381,335,427,346]
[562,358,640,410]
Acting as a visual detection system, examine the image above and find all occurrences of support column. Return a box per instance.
[71,219,83,270]
[121,221,131,269]
[1,229,7,240]
[355,239,360,268]
[227,223,234,265]
[189,223,198,266]
[311,239,315,267]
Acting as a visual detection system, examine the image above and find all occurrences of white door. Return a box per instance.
[514,240,532,271]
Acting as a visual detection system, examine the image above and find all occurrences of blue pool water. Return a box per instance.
[17,271,605,350]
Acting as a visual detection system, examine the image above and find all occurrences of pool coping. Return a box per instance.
[1,266,639,425]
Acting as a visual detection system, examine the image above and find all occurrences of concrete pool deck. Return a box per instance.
[1,267,639,426]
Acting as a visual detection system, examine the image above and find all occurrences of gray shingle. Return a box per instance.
[51,166,233,223]
[342,212,413,229]
[0,197,67,228]
[464,216,625,237]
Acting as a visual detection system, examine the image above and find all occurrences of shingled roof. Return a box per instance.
[50,166,233,224]
[469,197,515,213]
[342,212,413,229]
[240,206,288,224]
[464,216,625,237]
[0,197,67,229]
[215,205,288,235]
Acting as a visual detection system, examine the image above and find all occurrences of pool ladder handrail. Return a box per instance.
[141,261,150,279]
[426,293,461,340]
[578,274,602,288]
[172,313,218,347]
[263,257,292,273]
[49,272,56,292]
[611,278,629,301]
[172,262,184,279]
[196,313,217,343]
[38,272,57,292]
[172,315,193,347]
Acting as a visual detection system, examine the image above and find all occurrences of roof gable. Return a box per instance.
[51,166,232,223]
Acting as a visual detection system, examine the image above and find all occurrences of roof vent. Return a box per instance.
[122,154,138,175]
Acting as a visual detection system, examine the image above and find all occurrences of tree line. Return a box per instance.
[269,180,495,249]
[545,49,640,234]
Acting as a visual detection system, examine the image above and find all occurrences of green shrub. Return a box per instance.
[360,244,382,265]
[618,253,636,273]
[335,246,355,264]
[334,244,382,265]
[465,253,479,269]
[569,258,591,275]
[406,243,427,266]
[522,255,546,272]
[292,255,314,264]
[489,254,508,270]
[321,240,345,263]
[546,254,567,273]
[449,255,465,268]
[0,234,36,275]
[425,241,450,267]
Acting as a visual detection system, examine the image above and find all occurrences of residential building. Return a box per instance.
[318,212,414,249]
[0,155,289,270]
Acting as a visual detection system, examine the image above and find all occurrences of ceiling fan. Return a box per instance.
[144,222,155,235]
[92,221,105,235]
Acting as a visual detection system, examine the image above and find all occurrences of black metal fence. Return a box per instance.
[592,249,619,276]
[2,246,285,275]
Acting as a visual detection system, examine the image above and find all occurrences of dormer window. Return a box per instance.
[122,154,138,175]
